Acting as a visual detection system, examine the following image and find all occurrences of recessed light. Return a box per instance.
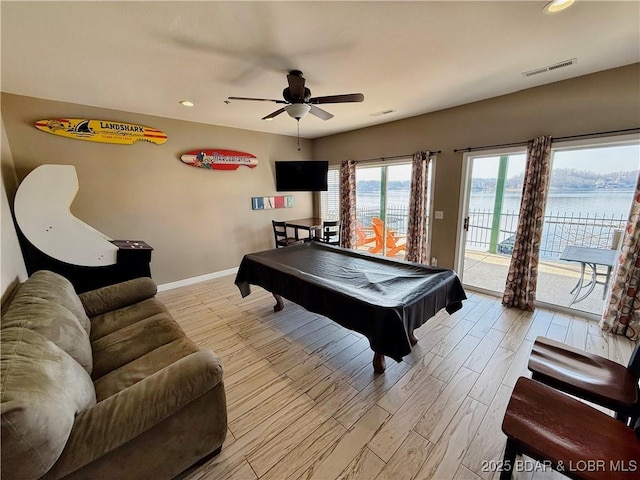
[543,0,575,14]
[263,117,274,121]
[369,109,396,117]
[179,100,195,107]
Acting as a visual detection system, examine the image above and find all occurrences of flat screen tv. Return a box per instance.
[275,160,328,192]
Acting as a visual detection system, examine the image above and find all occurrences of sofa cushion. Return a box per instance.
[93,337,200,401]
[1,327,96,480]
[13,271,90,334]
[91,314,186,380]
[79,277,158,319]
[89,297,169,341]
[2,296,93,374]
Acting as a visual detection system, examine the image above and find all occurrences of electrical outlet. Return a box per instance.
[431,257,437,266]
[435,211,444,220]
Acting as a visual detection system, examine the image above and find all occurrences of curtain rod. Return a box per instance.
[453,127,640,153]
[354,150,441,164]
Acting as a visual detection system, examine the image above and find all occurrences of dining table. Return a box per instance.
[285,217,323,241]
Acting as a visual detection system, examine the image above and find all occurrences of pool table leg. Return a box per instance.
[272,293,284,312]
[373,353,386,373]
[373,330,417,373]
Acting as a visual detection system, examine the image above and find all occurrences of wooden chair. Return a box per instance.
[319,220,340,245]
[356,220,376,247]
[528,336,640,425]
[501,376,640,480]
[272,220,302,248]
[369,217,406,257]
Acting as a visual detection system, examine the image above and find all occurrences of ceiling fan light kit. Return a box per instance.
[284,104,311,120]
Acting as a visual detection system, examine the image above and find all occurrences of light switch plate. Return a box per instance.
[435,211,444,220]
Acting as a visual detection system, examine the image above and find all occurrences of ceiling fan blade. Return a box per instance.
[287,72,306,99]
[309,105,334,121]
[262,108,286,120]
[228,96,287,104]
[309,93,364,104]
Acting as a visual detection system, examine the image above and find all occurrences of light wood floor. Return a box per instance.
[158,275,636,480]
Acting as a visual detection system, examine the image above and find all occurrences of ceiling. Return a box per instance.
[1,1,639,139]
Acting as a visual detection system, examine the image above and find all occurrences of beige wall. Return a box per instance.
[1,94,313,284]
[1,115,28,302]
[2,64,639,287]
[313,64,640,269]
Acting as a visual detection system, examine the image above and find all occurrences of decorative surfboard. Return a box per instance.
[180,149,258,170]
[34,119,167,145]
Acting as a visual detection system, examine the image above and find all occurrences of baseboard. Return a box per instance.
[157,267,238,292]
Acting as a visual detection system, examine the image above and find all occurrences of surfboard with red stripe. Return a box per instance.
[180,149,258,170]
[34,119,168,145]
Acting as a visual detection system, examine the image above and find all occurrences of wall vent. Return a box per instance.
[522,58,577,77]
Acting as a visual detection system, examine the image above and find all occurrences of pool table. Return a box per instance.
[235,242,466,372]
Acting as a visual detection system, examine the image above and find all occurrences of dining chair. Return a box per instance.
[272,220,303,248]
[528,336,640,425]
[501,376,640,480]
[369,217,406,257]
[319,220,340,245]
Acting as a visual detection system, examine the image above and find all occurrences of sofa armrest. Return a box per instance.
[78,277,157,317]
[43,349,224,479]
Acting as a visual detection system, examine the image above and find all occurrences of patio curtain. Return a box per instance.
[502,135,552,311]
[600,171,640,341]
[405,151,431,263]
[339,160,358,249]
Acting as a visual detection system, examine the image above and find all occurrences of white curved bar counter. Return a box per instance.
[14,164,118,267]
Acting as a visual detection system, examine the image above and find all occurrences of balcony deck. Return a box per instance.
[463,250,609,316]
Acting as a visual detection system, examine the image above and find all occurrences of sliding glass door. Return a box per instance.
[458,137,640,315]
[458,151,527,294]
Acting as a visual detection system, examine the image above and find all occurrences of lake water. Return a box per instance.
[357,189,635,217]
[469,189,635,216]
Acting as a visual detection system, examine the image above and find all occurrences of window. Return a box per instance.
[320,166,340,219]
[321,160,433,260]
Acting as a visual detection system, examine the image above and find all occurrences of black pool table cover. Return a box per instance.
[234,242,466,362]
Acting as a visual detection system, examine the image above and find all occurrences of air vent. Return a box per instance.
[522,58,577,77]
[370,109,396,117]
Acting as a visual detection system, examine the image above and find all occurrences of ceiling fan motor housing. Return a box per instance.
[283,87,312,103]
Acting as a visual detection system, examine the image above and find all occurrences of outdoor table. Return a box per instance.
[559,246,618,306]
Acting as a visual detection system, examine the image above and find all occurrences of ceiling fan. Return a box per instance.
[228,70,364,122]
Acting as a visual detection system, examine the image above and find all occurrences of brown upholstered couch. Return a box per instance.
[1,270,227,479]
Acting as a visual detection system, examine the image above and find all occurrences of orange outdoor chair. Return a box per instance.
[356,220,376,247]
[369,217,406,257]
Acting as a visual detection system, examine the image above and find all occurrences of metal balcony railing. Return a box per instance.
[325,204,626,260]
[466,208,627,259]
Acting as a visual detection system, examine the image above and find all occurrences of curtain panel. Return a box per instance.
[405,151,431,263]
[339,160,357,249]
[502,135,552,311]
[600,171,640,341]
